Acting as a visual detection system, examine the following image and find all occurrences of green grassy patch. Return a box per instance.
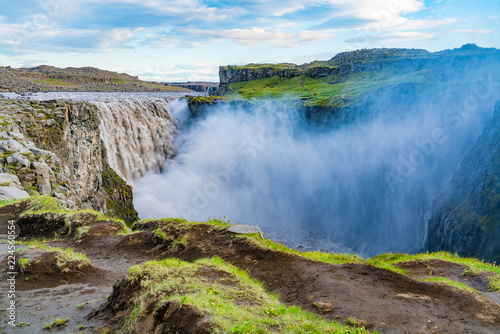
[419,277,477,294]
[153,228,167,240]
[13,195,70,213]
[225,69,430,108]
[367,251,500,275]
[367,251,500,290]
[187,96,230,104]
[245,235,364,265]
[76,226,90,239]
[135,216,231,231]
[31,78,78,87]
[12,197,128,236]
[17,243,90,273]
[54,247,90,271]
[123,257,374,333]
[43,318,69,330]
[18,257,37,271]
[225,63,298,71]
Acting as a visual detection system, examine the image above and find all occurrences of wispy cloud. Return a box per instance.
[345,31,437,44]
[449,29,493,35]
[0,0,460,53]
[184,28,334,47]
[0,18,142,55]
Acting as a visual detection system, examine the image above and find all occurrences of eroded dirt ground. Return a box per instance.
[0,210,499,334]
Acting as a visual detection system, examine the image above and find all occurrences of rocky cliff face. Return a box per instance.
[426,101,500,262]
[0,98,138,224]
[219,65,301,86]
[218,44,500,89]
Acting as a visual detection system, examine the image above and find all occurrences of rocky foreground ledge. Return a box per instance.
[1,196,499,333]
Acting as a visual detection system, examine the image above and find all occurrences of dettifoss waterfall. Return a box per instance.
[6,90,497,257]
[96,99,177,184]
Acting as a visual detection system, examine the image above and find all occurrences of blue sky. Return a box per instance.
[0,0,498,82]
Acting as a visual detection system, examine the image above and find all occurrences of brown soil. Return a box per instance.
[0,201,26,236]
[397,259,500,305]
[13,248,106,291]
[1,212,500,333]
[101,279,213,334]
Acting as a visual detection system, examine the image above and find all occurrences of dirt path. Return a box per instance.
[1,216,500,333]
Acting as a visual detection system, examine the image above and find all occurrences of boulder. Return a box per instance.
[30,147,54,158]
[7,131,24,140]
[6,153,31,168]
[0,186,29,200]
[32,162,51,178]
[0,173,23,189]
[0,139,24,152]
[228,224,263,236]
[36,175,51,195]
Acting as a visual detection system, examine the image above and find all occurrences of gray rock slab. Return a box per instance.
[7,153,30,168]
[0,186,29,200]
[0,173,22,189]
[228,224,263,236]
[7,131,24,140]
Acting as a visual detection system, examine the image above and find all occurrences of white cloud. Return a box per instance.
[232,0,424,19]
[99,27,143,49]
[0,18,141,54]
[448,29,493,35]
[186,27,334,47]
[331,0,424,19]
[353,17,458,36]
[77,0,244,22]
[346,31,437,44]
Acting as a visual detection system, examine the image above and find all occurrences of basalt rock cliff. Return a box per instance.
[0,98,138,224]
[427,101,500,263]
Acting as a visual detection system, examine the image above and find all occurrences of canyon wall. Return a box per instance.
[0,99,138,224]
[426,101,500,262]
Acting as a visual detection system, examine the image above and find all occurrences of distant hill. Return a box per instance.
[0,65,193,93]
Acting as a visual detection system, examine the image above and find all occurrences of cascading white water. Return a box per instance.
[132,90,498,256]
[96,98,178,184]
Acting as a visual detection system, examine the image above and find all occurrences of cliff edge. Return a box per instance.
[0,98,138,224]
[427,101,500,262]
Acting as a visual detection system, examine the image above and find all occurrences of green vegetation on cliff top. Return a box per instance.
[219,45,499,109]
[224,68,430,108]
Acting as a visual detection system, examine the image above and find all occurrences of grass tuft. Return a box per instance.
[419,277,477,294]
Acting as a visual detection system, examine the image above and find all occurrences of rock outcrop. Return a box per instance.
[427,101,500,262]
[0,98,138,224]
[219,64,301,85]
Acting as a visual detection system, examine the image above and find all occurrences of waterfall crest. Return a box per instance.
[96,98,177,184]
